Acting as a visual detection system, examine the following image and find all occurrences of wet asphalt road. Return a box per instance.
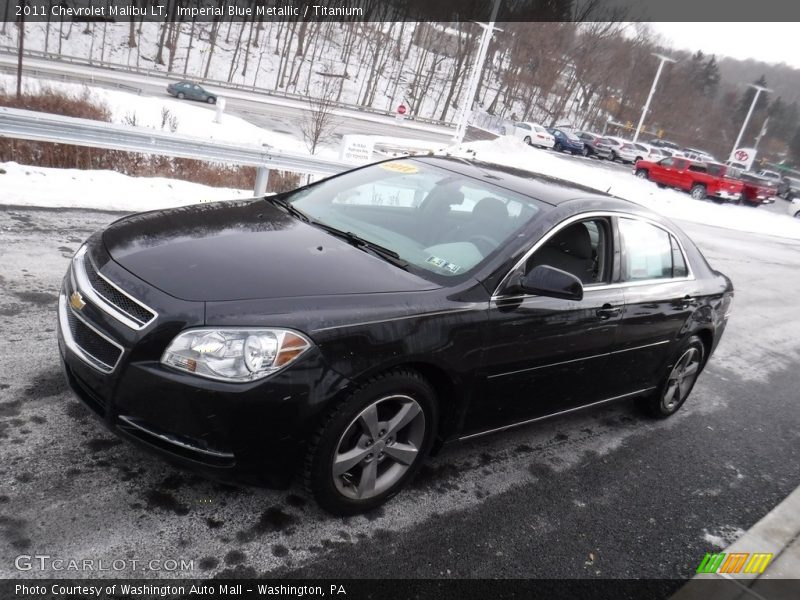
[0,204,799,581]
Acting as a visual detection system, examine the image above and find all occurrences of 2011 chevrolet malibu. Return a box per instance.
[57,156,733,515]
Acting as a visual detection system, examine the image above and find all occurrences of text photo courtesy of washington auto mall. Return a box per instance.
[1,0,800,598]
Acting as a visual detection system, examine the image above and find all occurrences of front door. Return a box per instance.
[463,217,624,434]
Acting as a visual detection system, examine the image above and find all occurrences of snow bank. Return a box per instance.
[0,162,251,212]
[450,137,800,241]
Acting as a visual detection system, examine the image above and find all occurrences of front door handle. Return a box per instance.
[596,304,621,320]
[678,295,695,308]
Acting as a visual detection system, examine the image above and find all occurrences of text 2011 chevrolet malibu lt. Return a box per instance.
[58,157,733,514]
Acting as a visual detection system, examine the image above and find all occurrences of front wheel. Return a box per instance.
[554,142,563,152]
[177,92,185,99]
[635,169,649,179]
[523,135,532,145]
[207,97,216,104]
[638,336,705,418]
[690,184,707,200]
[304,369,438,515]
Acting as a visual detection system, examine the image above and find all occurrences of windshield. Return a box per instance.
[286,160,543,279]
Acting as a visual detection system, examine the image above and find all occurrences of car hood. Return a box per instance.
[102,200,438,302]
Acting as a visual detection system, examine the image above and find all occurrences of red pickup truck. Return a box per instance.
[634,157,743,202]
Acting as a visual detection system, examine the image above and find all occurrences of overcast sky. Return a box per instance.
[649,23,800,68]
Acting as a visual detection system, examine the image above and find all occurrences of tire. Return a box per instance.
[611,151,618,162]
[635,169,649,179]
[177,92,185,99]
[794,211,800,219]
[656,183,666,188]
[304,369,438,515]
[690,184,707,200]
[554,142,563,152]
[524,135,532,145]
[207,97,216,104]
[581,147,590,157]
[638,335,705,418]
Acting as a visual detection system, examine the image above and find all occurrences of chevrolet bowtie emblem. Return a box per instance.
[70,291,86,311]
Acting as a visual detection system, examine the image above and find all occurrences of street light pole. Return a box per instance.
[632,54,676,143]
[731,84,771,156]
[16,0,25,99]
[453,0,501,144]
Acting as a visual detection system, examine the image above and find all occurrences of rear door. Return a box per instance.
[604,216,698,397]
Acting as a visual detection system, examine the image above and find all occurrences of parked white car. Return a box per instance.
[506,122,556,149]
[605,137,650,163]
[789,197,800,219]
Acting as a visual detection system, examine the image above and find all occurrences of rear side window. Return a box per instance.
[619,218,688,281]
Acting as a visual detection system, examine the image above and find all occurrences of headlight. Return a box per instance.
[161,328,311,382]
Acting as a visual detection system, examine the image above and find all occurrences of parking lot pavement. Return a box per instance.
[0,205,799,580]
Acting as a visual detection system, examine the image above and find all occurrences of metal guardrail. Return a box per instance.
[0,45,455,129]
[0,106,352,193]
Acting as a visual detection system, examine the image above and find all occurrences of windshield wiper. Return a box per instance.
[264,196,310,223]
[312,222,410,270]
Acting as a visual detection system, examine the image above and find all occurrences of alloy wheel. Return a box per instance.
[332,395,426,500]
[661,348,700,412]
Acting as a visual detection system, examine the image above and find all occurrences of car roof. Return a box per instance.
[411,155,625,207]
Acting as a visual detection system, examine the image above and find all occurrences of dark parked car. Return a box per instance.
[166,80,217,104]
[58,157,733,515]
[547,128,585,154]
[574,131,614,159]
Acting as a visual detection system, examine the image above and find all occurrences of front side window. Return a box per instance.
[288,161,544,279]
[619,218,687,281]
[526,219,611,285]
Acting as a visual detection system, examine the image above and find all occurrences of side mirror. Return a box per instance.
[512,265,583,301]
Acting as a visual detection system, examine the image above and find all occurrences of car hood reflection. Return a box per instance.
[102,200,437,302]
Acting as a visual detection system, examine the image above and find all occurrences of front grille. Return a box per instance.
[83,253,155,327]
[66,307,123,372]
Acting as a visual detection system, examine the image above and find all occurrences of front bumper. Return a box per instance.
[57,242,348,488]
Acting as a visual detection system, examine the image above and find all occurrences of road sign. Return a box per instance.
[397,104,407,115]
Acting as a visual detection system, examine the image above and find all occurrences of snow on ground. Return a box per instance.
[0,162,251,212]
[451,137,800,240]
[0,73,339,159]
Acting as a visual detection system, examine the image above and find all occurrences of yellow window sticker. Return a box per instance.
[379,162,419,174]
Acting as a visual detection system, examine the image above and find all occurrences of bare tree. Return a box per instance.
[300,77,339,154]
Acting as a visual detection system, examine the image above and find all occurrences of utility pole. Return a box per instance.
[453,0,501,144]
[17,0,25,99]
[633,53,676,143]
[731,84,771,156]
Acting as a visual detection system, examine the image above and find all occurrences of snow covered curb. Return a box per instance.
[451,137,800,241]
[0,162,251,212]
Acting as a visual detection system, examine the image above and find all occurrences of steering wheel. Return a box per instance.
[467,234,499,256]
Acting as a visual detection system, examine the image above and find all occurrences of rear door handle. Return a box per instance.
[596,304,621,319]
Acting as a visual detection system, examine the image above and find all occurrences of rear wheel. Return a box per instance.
[638,335,705,418]
[690,184,707,200]
[554,142,563,152]
[524,135,532,145]
[177,92,185,99]
[207,97,216,104]
[582,147,590,157]
[304,369,438,515]
[635,169,649,179]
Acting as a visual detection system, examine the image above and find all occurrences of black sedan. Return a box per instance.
[57,157,733,515]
